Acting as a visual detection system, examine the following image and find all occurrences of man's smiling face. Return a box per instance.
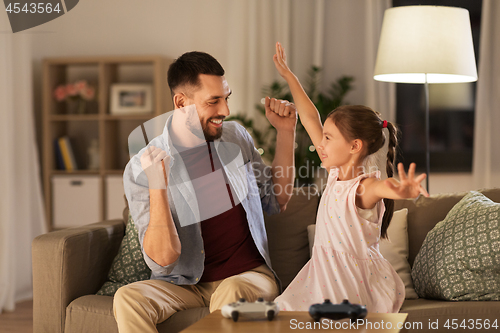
[181,74,232,141]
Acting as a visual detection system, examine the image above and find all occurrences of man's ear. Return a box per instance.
[351,139,363,154]
[173,93,187,109]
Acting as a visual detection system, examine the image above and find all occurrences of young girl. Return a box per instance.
[272,42,429,313]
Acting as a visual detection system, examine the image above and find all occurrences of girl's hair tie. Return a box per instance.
[382,120,388,128]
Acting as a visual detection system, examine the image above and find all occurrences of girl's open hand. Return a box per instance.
[273,42,293,79]
[385,163,429,199]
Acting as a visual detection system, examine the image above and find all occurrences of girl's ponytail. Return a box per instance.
[327,106,400,239]
[381,121,398,239]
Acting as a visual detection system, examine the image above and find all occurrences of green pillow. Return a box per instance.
[96,213,151,296]
[411,191,500,300]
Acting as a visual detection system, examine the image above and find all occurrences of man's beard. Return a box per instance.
[202,118,223,141]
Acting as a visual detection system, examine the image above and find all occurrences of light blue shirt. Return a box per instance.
[123,114,282,289]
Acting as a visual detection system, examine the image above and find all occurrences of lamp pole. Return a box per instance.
[424,74,430,193]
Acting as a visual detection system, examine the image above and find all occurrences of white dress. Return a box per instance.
[275,169,405,313]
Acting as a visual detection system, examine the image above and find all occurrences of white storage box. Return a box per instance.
[105,175,126,220]
[52,175,101,228]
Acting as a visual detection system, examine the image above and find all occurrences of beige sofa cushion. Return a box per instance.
[265,186,320,289]
[401,298,500,329]
[65,296,118,333]
[65,295,209,333]
[379,208,418,299]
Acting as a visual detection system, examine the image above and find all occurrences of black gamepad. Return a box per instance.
[309,299,367,322]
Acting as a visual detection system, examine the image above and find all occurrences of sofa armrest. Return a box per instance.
[32,219,125,333]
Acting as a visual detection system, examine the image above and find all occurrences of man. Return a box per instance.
[114,51,296,333]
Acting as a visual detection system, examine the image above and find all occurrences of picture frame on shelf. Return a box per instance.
[110,83,153,115]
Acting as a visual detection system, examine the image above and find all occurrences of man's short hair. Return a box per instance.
[167,51,225,95]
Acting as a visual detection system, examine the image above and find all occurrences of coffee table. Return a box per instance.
[180,310,408,333]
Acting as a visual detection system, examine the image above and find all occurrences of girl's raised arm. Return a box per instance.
[273,42,323,150]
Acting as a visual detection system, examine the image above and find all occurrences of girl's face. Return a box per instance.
[317,118,355,170]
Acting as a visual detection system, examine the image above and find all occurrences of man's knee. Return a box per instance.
[210,274,277,310]
[213,277,254,300]
[114,284,146,314]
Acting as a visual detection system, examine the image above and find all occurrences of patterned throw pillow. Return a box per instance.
[96,213,151,296]
[411,191,500,300]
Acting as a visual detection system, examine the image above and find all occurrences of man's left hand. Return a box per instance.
[265,96,297,133]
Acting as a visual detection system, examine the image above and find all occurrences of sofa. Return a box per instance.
[32,186,500,333]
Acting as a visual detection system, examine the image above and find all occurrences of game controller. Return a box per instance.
[309,299,367,322]
[221,298,279,322]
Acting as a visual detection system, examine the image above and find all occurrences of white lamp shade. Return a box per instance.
[374,6,478,84]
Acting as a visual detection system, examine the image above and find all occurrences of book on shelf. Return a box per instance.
[57,136,78,171]
[54,139,65,170]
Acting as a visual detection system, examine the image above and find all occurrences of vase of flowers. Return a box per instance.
[54,80,96,114]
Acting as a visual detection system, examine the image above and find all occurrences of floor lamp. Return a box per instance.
[373,6,478,193]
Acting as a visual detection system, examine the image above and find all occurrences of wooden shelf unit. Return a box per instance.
[42,55,173,231]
